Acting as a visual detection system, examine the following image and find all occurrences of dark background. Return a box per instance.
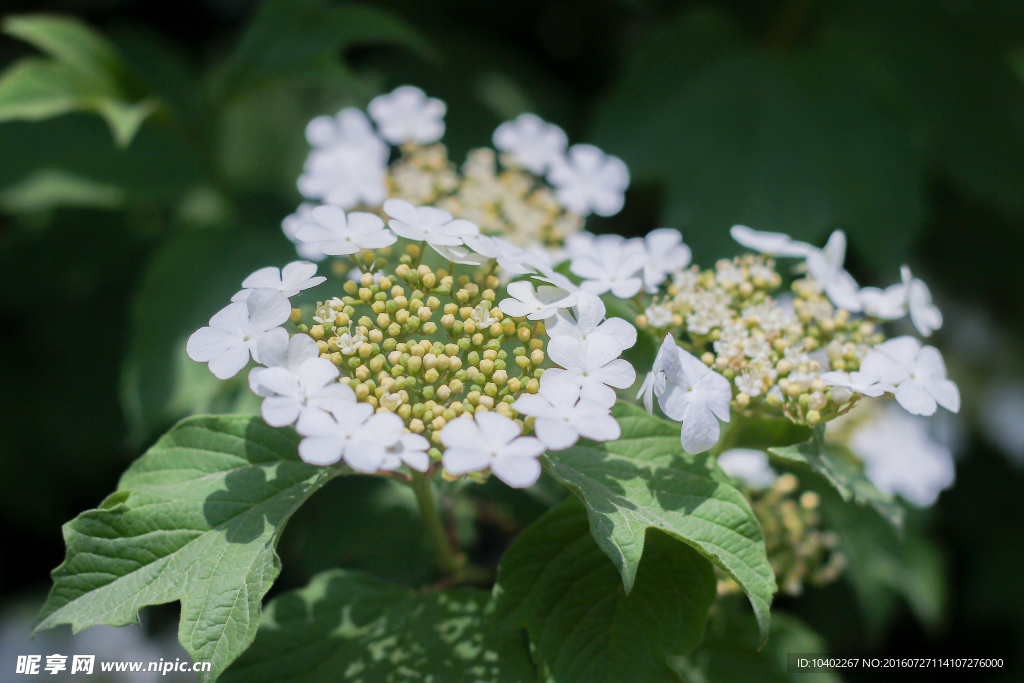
[1,1,1023,681]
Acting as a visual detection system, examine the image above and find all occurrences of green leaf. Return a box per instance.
[768,426,904,529]
[0,14,156,146]
[544,402,775,645]
[213,0,434,101]
[494,498,716,683]
[0,167,125,213]
[221,569,535,683]
[591,10,926,274]
[34,415,334,682]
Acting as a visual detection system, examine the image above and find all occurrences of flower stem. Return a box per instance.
[410,470,462,576]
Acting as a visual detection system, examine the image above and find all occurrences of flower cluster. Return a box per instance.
[188,196,635,488]
[614,225,959,454]
[287,86,629,266]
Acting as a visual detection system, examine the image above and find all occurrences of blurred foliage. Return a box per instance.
[1,0,1023,679]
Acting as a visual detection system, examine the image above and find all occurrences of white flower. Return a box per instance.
[441,413,546,488]
[546,144,629,217]
[564,231,597,261]
[546,290,637,350]
[492,113,568,174]
[294,205,396,256]
[859,265,943,336]
[819,371,893,398]
[282,203,327,262]
[543,334,636,408]
[297,108,389,209]
[295,402,405,470]
[383,198,479,247]
[247,331,356,429]
[186,289,291,379]
[717,449,778,489]
[380,433,431,472]
[860,336,960,416]
[845,404,955,507]
[470,304,497,327]
[730,225,815,257]
[641,228,692,292]
[498,280,578,320]
[513,382,621,450]
[804,230,862,312]
[569,234,649,298]
[231,261,326,302]
[645,303,675,328]
[651,334,732,454]
[430,234,545,275]
[368,85,446,144]
[333,324,365,355]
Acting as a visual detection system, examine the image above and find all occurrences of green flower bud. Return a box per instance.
[422,386,434,399]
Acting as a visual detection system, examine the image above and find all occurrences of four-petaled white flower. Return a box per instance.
[296,402,405,471]
[804,230,862,312]
[546,290,636,351]
[498,280,578,321]
[231,261,326,302]
[717,449,778,490]
[641,228,692,292]
[845,404,955,507]
[186,288,291,379]
[650,334,732,454]
[547,144,630,217]
[282,203,327,262]
[248,336,356,427]
[383,198,479,247]
[294,205,396,256]
[860,336,960,416]
[297,108,389,209]
[380,433,431,472]
[819,370,893,400]
[859,265,943,337]
[368,85,446,144]
[334,323,365,355]
[492,113,568,174]
[512,382,620,450]
[470,304,497,327]
[543,335,636,408]
[441,413,547,488]
[730,225,815,257]
[569,234,649,298]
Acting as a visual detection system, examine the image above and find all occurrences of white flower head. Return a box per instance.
[333,323,365,355]
[296,402,404,471]
[717,449,778,490]
[730,225,815,257]
[368,85,446,145]
[641,228,692,292]
[231,261,326,303]
[498,280,578,321]
[819,370,894,399]
[380,433,432,472]
[546,290,637,350]
[470,303,497,327]
[513,382,621,450]
[645,302,675,328]
[569,234,649,299]
[249,358,356,428]
[543,335,636,408]
[297,108,389,208]
[383,198,479,247]
[441,413,546,488]
[652,334,732,454]
[282,203,327,262]
[547,144,630,217]
[846,404,955,507]
[860,336,960,416]
[859,265,943,337]
[492,113,568,174]
[294,205,396,256]
[186,289,292,379]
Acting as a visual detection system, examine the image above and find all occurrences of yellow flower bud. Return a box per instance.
[395,309,410,324]
[359,287,373,303]
[472,333,485,346]
[786,383,803,399]
[736,392,750,407]
[343,280,358,295]
[371,300,386,314]
[359,343,373,359]
[418,306,432,321]
[377,312,390,328]
[464,319,477,334]
[806,410,821,426]
[449,379,464,394]
[398,404,412,420]
[466,390,481,405]
[449,356,463,372]
[310,325,325,340]
[517,326,531,342]
[808,391,828,412]
[431,416,446,431]
[355,365,370,381]
[436,385,451,401]
[526,379,539,394]
[530,349,545,365]
[424,368,440,383]
[329,352,343,366]
[422,322,437,335]
[394,295,409,309]
[426,296,441,310]
[407,355,423,373]
[479,359,495,375]
[507,377,522,392]
[289,308,302,324]
[440,313,455,329]
[492,369,508,386]
[355,383,370,399]
[701,352,715,366]
[529,339,543,351]
[410,418,425,433]
[316,340,329,354]
[478,395,495,409]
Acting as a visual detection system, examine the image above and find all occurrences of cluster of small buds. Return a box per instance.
[297,244,549,448]
[717,473,845,597]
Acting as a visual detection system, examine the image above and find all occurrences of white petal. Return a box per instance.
[298,436,344,465]
[255,328,291,368]
[895,380,938,416]
[592,358,636,390]
[261,396,302,427]
[490,455,542,488]
[344,441,388,472]
[597,318,637,350]
[207,344,251,380]
[443,447,491,474]
[680,402,721,454]
[440,417,483,450]
[534,419,580,450]
[187,327,240,363]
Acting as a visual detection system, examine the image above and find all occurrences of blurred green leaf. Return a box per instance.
[0,14,158,146]
[545,401,776,645]
[494,498,716,683]
[35,415,333,683]
[0,167,124,213]
[769,426,904,530]
[592,9,926,274]
[222,569,535,683]
[213,0,434,102]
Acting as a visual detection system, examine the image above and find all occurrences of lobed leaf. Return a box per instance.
[544,402,776,645]
[34,415,333,682]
